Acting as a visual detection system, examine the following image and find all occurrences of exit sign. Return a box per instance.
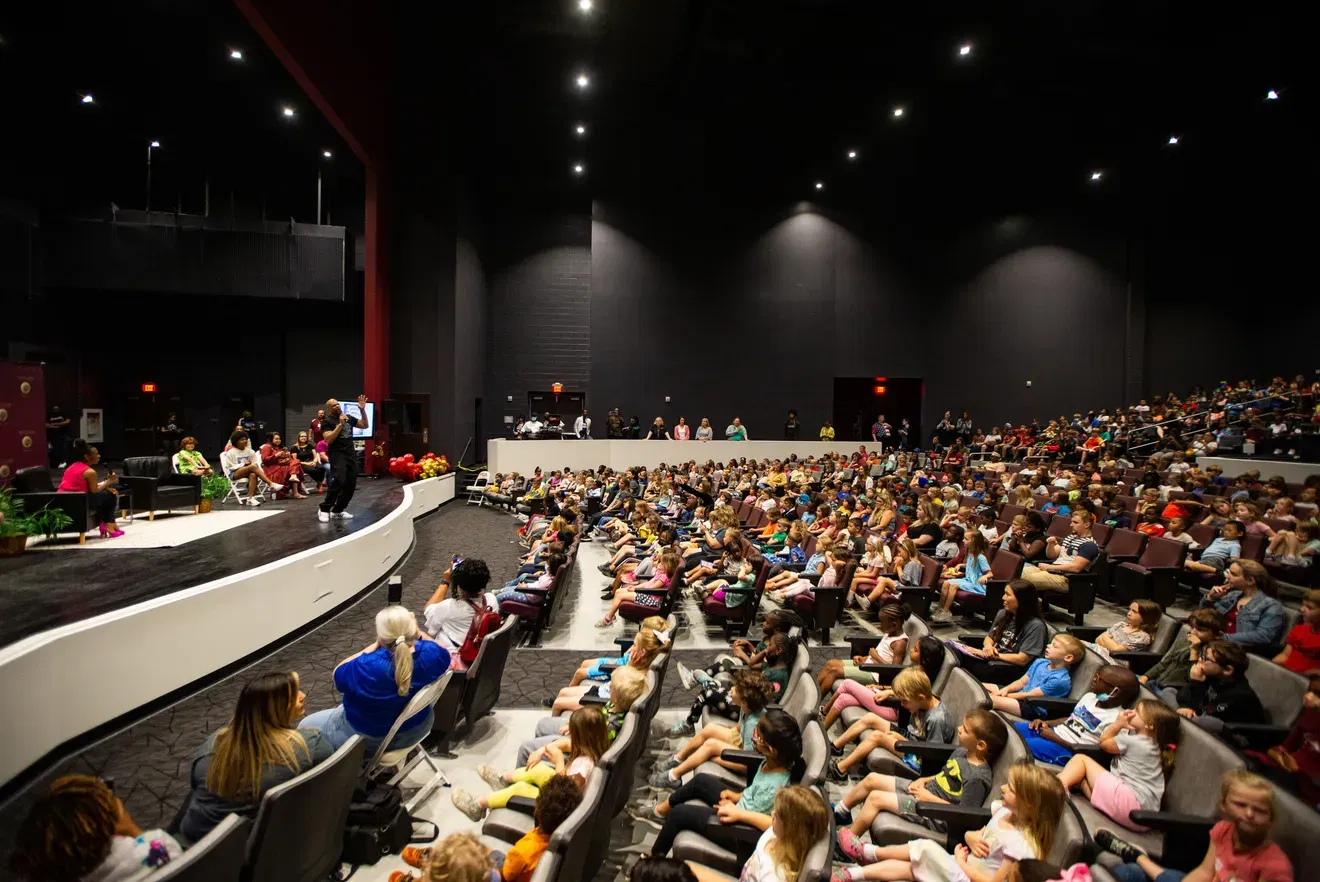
[141,383,157,393]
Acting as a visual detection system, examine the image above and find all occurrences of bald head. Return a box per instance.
[326,398,341,418]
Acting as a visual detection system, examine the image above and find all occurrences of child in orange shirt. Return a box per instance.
[500,773,582,882]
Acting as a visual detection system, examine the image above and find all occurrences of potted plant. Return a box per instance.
[199,474,231,513]
[0,487,39,556]
[30,507,73,539]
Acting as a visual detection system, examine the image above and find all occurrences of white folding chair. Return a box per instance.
[222,465,265,506]
[368,671,454,812]
[466,470,491,506]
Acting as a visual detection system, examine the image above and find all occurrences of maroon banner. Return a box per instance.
[0,362,46,486]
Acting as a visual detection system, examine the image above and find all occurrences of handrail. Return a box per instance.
[1129,392,1299,452]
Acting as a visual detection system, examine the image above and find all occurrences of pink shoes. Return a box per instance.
[99,524,125,539]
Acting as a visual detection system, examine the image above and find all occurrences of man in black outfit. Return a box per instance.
[318,394,369,522]
[46,404,71,468]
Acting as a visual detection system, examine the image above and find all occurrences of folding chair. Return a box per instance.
[367,672,454,812]
[466,470,491,505]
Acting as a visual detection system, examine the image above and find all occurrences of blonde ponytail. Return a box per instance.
[376,607,418,696]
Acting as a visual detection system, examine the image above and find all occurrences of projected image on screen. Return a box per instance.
[340,401,375,438]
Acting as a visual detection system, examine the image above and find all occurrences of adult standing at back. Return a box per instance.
[725,418,749,441]
[309,408,326,439]
[318,395,369,523]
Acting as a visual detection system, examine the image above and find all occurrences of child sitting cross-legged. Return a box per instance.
[1089,600,1161,661]
[831,708,1008,841]
[826,666,956,782]
[450,706,609,822]
[986,633,1085,717]
[1055,699,1180,832]
[649,668,775,784]
[832,763,1067,882]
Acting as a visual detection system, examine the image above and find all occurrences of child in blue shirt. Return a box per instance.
[1185,520,1244,576]
[985,633,1085,718]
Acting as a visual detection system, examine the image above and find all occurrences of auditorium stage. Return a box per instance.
[0,481,403,648]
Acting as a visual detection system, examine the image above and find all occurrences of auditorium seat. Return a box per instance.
[481,766,606,882]
[1111,536,1190,608]
[243,735,364,882]
[426,614,519,756]
[154,814,248,882]
[1086,718,1244,872]
[955,547,1022,624]
[1073,613,1181,675]
[861,667,989,777]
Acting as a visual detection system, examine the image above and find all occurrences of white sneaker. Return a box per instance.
[248,497,263,506]
[318,510,330,522]
[269,483,285,492]
[335,511,355,520]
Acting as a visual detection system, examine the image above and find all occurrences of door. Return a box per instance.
[388,394,430,460]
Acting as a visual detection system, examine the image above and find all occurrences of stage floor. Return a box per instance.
[0,480,403,648]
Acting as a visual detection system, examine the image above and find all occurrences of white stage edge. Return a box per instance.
[488,438,852,475]
[1196,456,1320,485]
[0,472,455,788]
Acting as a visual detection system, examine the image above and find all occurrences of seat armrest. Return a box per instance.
[615,637,637,651]
[518,586,551,596]
[700,815,766,847]
[163,473,202,490]
[599,664,619,675]
[1111,650,1163,674]
[1067,626,1106,642]
[1070,744,1113,767]
[1127,810,1215,834]
[1025,697,1079,717]
[504,796,538,816]
[633,588,670,598]
[895,740,957,761]
[1106,553,1141,566]
[857,664,907,685]
[1223,722,1293,751]
[580,692,608,707]
[1252,643,1285,659]
[914,802,993,844]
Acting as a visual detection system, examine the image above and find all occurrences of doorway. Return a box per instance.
[389,393,431,459]
[832,377,924,446]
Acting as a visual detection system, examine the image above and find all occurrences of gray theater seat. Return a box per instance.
[244,736,365,882]
[154,814,248,882]
[865,667,990,776]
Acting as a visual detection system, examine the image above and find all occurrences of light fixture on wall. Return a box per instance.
[847,149,857,160]
[575,72,590,89]
[958,43,973,58]
[80,93,95,104]
[229,48,243,60]
[282,105,295,118]
[1089,170,1104,182]
[575,123,586,135]
[814,181,824,190]
[578,0,593,11]
[1265,89,1279,101]
[891,105,905,118]
[1166,135,1179,146]
[573,163,585,175]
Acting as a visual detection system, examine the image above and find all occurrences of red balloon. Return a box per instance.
[403,453,414,463]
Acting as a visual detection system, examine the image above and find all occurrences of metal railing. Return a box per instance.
[1129,392,1299,453]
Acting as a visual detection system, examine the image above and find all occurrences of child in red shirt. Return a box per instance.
[1098,768,1294,882]
[1136,504,1166,538]
[1274,591,1320,675]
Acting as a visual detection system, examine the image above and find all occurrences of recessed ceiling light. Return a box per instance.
[892,106,905,118]
[282,106,295,117]
[578,0,593,11]
[959,43,973,57]
[323,150,333,158]
[81,93,94,104]
[575,124,586,135]
[1090,170,1104,182]
[573,163,585,174]
[575,73,590,88]
[229,48,243,60]
[1265,89,1279,100]
[814,181,824,190]
[149,140,160,148]
[847,150,857,160]
[1167,135,1179,146]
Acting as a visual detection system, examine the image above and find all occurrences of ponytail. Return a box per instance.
[375,606,418,697]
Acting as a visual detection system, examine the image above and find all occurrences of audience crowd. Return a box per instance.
[11,374,1320,882]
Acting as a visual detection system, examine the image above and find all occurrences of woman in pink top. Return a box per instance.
[58,440,124,538]
[673,418,691,441]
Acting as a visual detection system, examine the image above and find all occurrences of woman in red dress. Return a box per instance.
[259,432,309,499]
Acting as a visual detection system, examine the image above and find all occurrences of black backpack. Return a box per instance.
[341,774,436,866]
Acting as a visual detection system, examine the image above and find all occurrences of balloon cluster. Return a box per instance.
[387,452,449,482]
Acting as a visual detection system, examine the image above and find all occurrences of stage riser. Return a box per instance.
[0,473,455,788]
[1196,456,1320,485]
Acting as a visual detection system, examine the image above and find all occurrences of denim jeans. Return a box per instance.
[299,704,434,755]
[1111,865,1184,882]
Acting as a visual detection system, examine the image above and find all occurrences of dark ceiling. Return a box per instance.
[462,0,1302,226]
[1,1,1302,235]
[0,0,363,227]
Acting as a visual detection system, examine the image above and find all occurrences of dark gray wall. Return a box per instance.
[589,201,1134,439]
[483,214,591,439]
[285,328,363,441]
[454,232,486,461]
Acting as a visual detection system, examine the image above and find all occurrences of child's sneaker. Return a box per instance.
[451,788,485,822]
[676,662,697,691]
[1095,829,1146,864]
[647,768,678,791]
[667,718,695,737]
[837,828,870,863]
[476,764,507,790]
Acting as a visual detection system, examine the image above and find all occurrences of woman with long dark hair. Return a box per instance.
[956,580,1050,684]
[179,671,331,841]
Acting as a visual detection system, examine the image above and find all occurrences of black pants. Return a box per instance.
[651,774,724,857]
[91,490,117,525]
[686,683,739,725]
[302,464,326,484]
[320,454,358,513]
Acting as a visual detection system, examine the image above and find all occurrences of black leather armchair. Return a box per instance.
[120,456,201,519]
[11,466,98,543]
